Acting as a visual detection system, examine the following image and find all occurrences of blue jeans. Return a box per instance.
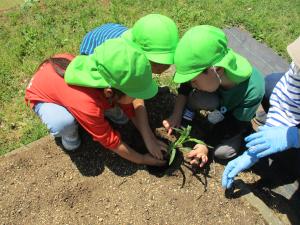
[262,73,284,112]
[34,102,129,137]
[34,102,78,138]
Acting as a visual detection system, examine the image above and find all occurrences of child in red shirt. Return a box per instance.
[25,38,165,166]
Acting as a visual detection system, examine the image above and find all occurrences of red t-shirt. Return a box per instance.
[25,53,135,149]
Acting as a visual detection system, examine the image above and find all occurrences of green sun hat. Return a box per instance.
[65,38,158,100]
[173,25,252,84]
[121,14,179,65]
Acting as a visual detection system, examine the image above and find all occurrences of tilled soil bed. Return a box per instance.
[0,90,266,225]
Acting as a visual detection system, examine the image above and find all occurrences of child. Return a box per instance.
[80,13,179,74]
[25,38,165,166]
[163,25,265,166]
[75,13,179,160]
[222,35,300,189]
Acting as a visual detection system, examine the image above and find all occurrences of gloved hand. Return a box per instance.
[245,126,300,158]
[222,151,259,189]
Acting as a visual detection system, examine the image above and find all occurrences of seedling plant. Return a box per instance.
[167,125,210,165]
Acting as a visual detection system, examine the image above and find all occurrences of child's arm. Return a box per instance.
[111,141,166,166]
[163,94,187,135]
[74,107,164,166]
[186,144,208,168]
[131,99,167,160]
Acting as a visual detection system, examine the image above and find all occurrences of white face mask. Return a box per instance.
[212,66,222,85]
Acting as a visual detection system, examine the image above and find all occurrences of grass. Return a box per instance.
[0,0,23,11]
[0,0,299,155]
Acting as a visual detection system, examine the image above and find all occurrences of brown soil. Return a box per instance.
[0,90,266,225]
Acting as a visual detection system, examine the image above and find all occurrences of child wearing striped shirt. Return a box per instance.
[77,14,179,160]
[80,14,178,74]
[222,36,300,189]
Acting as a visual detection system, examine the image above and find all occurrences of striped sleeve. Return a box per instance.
[266,62,300,127]
[79,23,128,55]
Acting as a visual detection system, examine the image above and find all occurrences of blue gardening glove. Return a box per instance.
[245,126,300,159]
[222,151,259,189]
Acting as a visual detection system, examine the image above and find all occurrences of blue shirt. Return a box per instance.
[80,23,128,55]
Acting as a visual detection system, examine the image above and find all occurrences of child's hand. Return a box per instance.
[142,153,166,166]
[162,114,182,135]
[187,144,208,168]
[145,136,168,160]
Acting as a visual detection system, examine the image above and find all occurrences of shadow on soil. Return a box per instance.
[221,141,300,224]
[51,86,215,196]
[53,87,210,189]
[53,86,300,224]
[248,155,300,225]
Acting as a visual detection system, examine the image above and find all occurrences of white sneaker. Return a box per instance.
[61,134,81,151]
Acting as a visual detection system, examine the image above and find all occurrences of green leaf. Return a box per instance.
[167,142,175,154]
[181,126,192,142]
[172,127,183,134]
[169,148,176,165]
[186,125,192,134]
[178,147,192,153]
[186,138,206,145]
[186,138,213,149]
[174,125,192,146]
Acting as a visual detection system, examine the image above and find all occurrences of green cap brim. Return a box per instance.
[65,55,110,88]
[123,79,158,100]
[215,49,252,83]
[145,51,174,65]
[122,29,174,65]
[173,49,252,84]
[173,69,202,84]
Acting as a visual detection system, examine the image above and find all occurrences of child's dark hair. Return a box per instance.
[111,88,126,98]
[202,68,209,74]
[36,57,71,77]
[36,57,125,97]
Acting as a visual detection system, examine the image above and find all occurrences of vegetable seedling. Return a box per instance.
[166,125,210,165]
